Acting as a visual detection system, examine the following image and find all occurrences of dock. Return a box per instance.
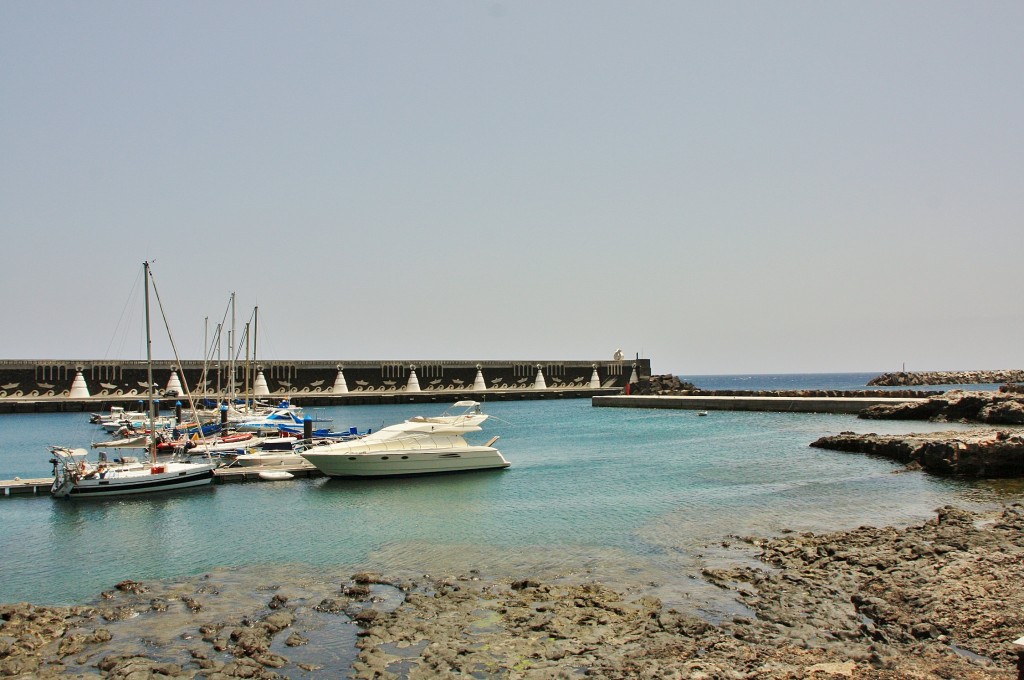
[1,464,324,497]
[592,394,927,414]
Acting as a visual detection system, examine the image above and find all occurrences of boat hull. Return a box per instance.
[51,464,216,498]
[233,453,309,467]
[301,446,510,477]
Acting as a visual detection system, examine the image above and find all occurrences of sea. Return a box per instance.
[1,372,1019,614]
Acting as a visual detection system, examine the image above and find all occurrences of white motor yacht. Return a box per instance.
[299,401,509,477]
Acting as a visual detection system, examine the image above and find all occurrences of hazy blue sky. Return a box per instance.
[2,2,1021,375]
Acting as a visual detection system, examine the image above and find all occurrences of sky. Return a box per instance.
[2,2,1022,376]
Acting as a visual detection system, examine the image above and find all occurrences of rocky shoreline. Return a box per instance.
[3,506,1023,678]
[811,430,1024,478]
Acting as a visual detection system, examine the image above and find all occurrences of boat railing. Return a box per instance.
[335,434,469,454]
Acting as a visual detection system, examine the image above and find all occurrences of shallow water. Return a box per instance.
[1,393,1020,609]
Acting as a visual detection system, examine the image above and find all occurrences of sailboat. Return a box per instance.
[49,262,219,499]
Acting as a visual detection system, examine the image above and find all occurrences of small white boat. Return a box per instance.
[233,405,306,432]
[258,470,294,481]
[233,450,310,467]
[49,447,217,498]
[697,410,709,417]
[299,401,509,477]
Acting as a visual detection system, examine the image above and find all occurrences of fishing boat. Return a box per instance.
[299,401,509,477]
[48,262,218,499]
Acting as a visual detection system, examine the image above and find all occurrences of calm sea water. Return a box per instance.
[0,373,1019,607]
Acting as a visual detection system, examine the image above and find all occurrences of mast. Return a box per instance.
[144,261,157,464]
[229,292,236,408]
[252,305,258,402]
[243,321,251,407]
[201,315,208,399]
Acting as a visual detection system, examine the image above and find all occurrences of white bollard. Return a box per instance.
[332,367,349,393]
[253,370,270,396]
[406,367,421,392]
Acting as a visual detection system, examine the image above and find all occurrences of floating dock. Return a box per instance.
[1,464,325,497]
[593,394,926,414]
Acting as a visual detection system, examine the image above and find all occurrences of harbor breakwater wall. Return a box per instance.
[868,369,1024,386]
[0,358,650,412]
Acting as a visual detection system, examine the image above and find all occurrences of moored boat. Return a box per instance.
[299,401,509,477]
[47,262,218,499]
[49,447,216,498]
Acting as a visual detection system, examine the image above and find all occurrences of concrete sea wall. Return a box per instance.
[0,358,651,411]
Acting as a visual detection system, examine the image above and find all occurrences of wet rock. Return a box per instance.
[351,572,387,585]
[97,654,182,678]
[181,595,202,612]
[113,580,147,595]
[313,598,347,614]
[284,632,308,647]
[341,584,371,598]
[101,606,136,622]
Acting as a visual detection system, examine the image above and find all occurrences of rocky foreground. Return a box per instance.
[3,506,1024,678]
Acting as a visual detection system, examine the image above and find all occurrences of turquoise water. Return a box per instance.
[1,379,1020,606]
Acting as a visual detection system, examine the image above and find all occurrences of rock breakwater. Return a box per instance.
[632,376,931,399]
[3,507,1023,678]
[868,370,1024,387]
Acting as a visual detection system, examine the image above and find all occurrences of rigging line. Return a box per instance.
[146,265,214,455]
[102,266,144,361]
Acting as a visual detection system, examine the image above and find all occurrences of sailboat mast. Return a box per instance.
[230,292,236,407]
[144,261,157,464]
[252,305,258,402]
[244,321,251,406]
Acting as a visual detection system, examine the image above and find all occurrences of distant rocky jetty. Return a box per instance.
[630,375,931,399]
[3,507,1022,678]
[868,369,1024,386]
[627,374,696,394]
[811,429,1024,477]
[860,390,1024,424]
